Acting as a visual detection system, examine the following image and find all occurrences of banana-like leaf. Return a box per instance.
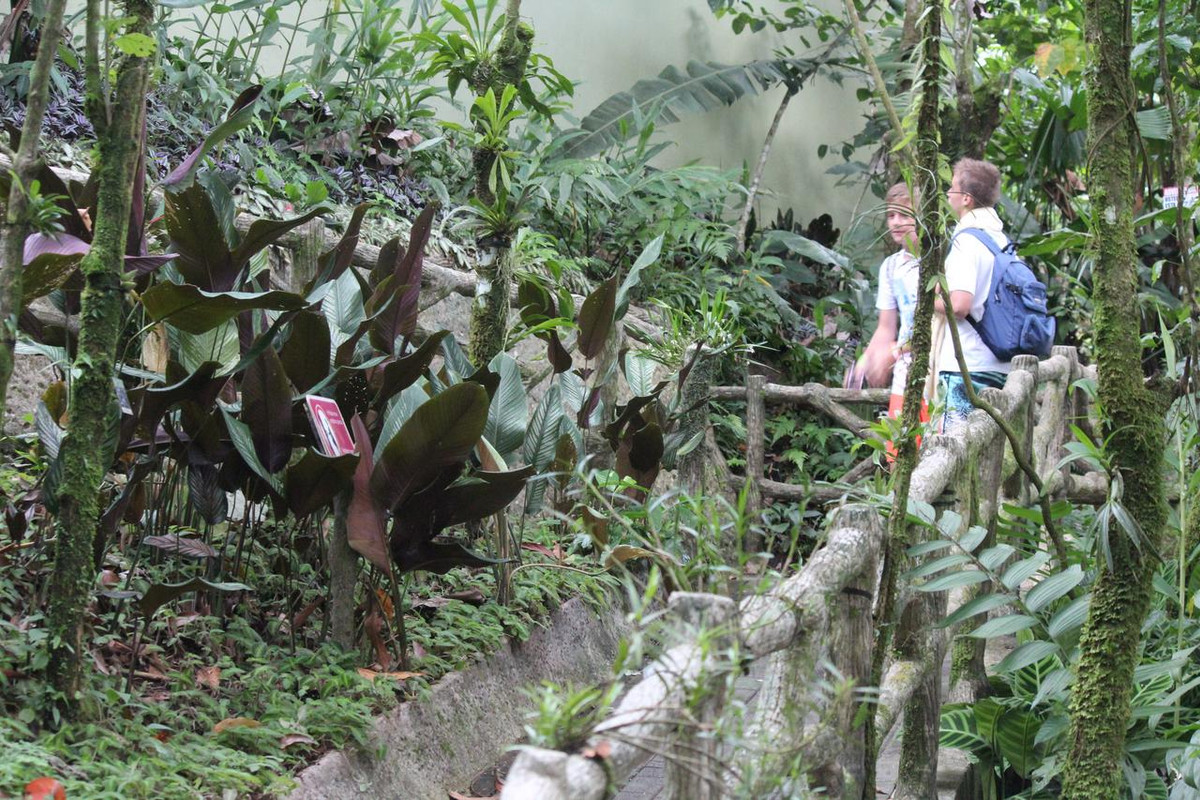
[163,85,264,191]
[577,276,617,360]
[377,332,449,401]
[371,382,489,511]
[188,463,228,525]
[141,283,309,334]
[165,182,237,291]
[220,409,284,495]
[436,467,535,528]
[1135,106,1172,141]
[369,203,437,354]
[138,577,252,618]
[285,448,356,518]
[230,206,329,273]
[279,311,331,394]
[347,414,392,574]
[523,383,565,515]
[561,59,800,159]
[305,203,373,294]
[484,353,528,459]
[241,347,294,473]
[376,383,431,459]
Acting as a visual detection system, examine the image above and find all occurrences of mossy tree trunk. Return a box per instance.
[862,0,945,792]
[44,0,154,710]
[467,0,532,367]
[1061,0,1167,795]
[0,0,69,419]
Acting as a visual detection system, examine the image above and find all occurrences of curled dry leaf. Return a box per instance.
[280,733,318,750]
[212,717,261,734]
[196,665,221,691]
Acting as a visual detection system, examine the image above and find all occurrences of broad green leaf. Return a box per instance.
[240,347,294,473]
[615,234,663,319]
[142,283,308,334]
[279,311,331,394]
[937,509,964,538]
[1024,565,1084,613]
[484,353,528,459]
[371,382,489,511]
[138,577,251,618]
[1001,551,1050,591]
[907,539,958,558]
[625,352,657,397]
[992,641,1061,674]
[1031,668,1073,708]
[967,614,1038,638]
[562,59,810,158]
[939,593,1013,629]
[323,269,366,344]
[523,383,565,514]
[220,409,284,495]
[995,709,1042,778]
[906,553,972,580]
[377,383,431,460]
[940,704,989,754]
[164,85,263,190]
[919,569,990,592]
[959,525,989,553]
[230,206,327,271]
[577,275,618,360]
[763,230,849,268]
[1047,594,1090,638]
[113,32,155,57]
[436,467,535,527]
[978,543,1016,571]
[284,449,355,518]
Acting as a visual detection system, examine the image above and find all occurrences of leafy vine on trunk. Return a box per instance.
[1061,0,1168,794]
[44,0,155,712]
[0,0,69,419]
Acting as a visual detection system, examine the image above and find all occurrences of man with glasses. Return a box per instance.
[934,158,1012,431]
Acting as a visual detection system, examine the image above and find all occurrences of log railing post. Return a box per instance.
[663,593,737,800]
[1003,355,1039,504]
[893,435,963,800]
[677,346,715,497]
[744,373,767,520]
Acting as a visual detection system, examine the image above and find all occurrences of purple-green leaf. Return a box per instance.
[141,283,308,334]
[577,275,618,359]
[241,347,294,473]
[370,381,489,512]
[347,414,392,574]
[285,448,356,518]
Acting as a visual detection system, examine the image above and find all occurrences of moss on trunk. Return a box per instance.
[44,0,154,711]
[0,0,70,419]
[1061,0,1168,794]
[468,244,514,366]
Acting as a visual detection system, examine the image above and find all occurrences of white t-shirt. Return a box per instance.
[875,250,920,395]
[939,209,1012,375]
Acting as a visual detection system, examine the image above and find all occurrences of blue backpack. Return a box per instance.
[956,228,1056,361]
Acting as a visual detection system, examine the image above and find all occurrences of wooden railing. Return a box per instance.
[501,346,1101,800]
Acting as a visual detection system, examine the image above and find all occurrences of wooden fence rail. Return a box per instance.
[502,346,1102,800]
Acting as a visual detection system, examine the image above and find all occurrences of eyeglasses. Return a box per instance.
[946,190,973,197]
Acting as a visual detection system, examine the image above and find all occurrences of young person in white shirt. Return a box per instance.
[935,158,1012,431]
[864,182,922,405]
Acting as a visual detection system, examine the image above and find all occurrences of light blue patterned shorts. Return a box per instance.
[938,371,1006,433]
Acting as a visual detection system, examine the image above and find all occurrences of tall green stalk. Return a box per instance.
[44,0,155,712]
[1061,0,1168,793]
[0,0,70,419]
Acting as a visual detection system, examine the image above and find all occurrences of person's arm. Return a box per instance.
[934,289,974,319]
[863,308,899,387]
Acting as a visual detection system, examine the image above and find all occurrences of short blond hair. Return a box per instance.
[884,181,916,210]
[952,158,1001,207]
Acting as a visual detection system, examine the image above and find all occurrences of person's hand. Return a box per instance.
[864,343,896,388]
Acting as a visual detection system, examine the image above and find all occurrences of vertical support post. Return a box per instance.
[289,217,325,292]
[678,346,715,496]
[1051,345,1082,488]
[1003,355,1039,504]
[811,529,878,798]
[745,374,766,518]
[893,436,962,800]
[329,490,358,649]
[663,593,737,800]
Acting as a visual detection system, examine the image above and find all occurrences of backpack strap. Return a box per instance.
[951,227,1008,334]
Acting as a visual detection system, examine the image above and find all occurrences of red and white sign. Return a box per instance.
[304,395,357,456]
[1163,185,1198,209]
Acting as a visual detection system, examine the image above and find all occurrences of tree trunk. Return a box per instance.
[862,0,945,792]
[0,0,69,419]
[466,0,532,367]
[44,0,154,711]
[1061,0,1167,794]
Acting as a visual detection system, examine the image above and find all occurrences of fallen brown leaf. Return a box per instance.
[280,733,318,750]
[212,717,260,734]
[196,665,221,691]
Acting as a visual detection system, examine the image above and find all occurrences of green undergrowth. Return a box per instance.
[0,540,615,800]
